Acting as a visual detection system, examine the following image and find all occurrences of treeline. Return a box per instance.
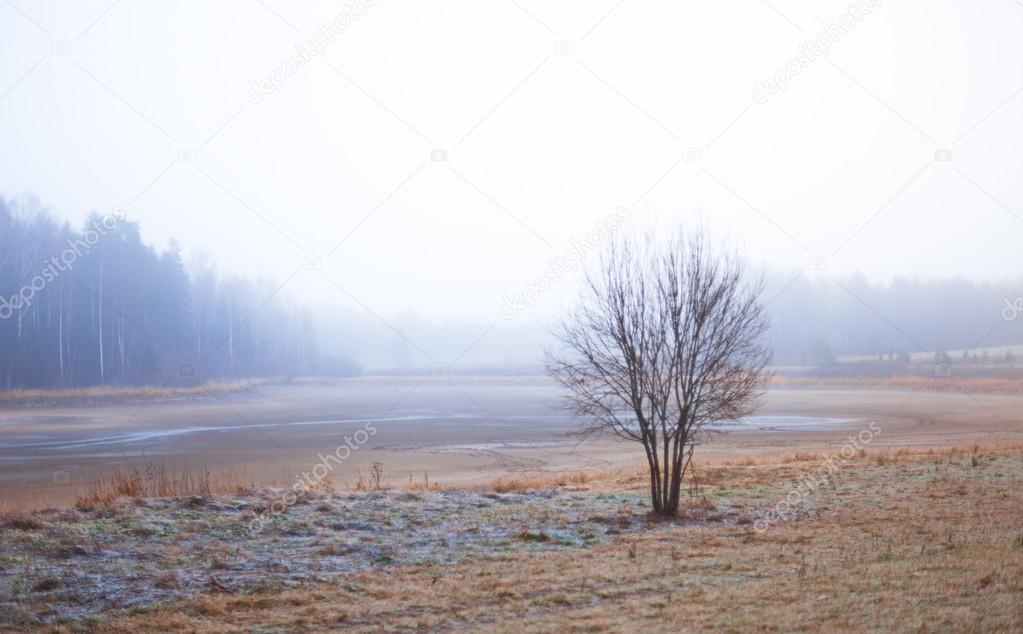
[310,270,1023,373]
[766,271,1023,365]
[0,198,322,390]
[4,196,1021,385]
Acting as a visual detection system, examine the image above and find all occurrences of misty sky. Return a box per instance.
[2,0,1022,325]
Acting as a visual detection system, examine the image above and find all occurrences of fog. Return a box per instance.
[1,0,1022,380]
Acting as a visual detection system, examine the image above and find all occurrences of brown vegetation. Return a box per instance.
[771,374,1023,393]
[490,468,628,493]
[37,442,1021,633]
[73,465,255,510]
[0,380,264,409]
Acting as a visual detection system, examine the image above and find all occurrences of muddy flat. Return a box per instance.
[0,378,1020,509]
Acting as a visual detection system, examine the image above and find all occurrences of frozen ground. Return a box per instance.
[0,485,755,623]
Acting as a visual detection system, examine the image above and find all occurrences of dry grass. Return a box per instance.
[6,374,1019,410]
[64,442,1023,633]
[781,450,823,463]
[402,471,439,491]
[490,443,1023,492]
[771,375,1023,393]
[0,380,264,409]
[839,343,1023,364]
[717,442,1023,468]
[72,465,255,510]
[490,468,630,493]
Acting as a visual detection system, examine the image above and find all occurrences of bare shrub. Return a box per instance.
[370,462,384,490]
[547,226,770,516]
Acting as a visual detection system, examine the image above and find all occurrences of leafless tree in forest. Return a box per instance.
[546,226,771,516]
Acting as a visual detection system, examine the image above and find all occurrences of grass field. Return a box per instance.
[2,442,1019,632]
[4,372,1022,413]
[0,381,264,409]
[838,343,1023,364]
[770,375,1023,393]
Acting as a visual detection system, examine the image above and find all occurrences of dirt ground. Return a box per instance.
[0,378,1021,509]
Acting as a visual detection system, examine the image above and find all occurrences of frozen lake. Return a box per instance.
[0,378,896,507]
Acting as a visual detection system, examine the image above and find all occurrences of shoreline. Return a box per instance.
[3,372,1023,411]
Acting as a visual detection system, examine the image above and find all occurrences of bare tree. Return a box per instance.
[546,226,771,516]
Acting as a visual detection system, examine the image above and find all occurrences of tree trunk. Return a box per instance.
[227,300,235,376]
[58,288,64,387]
[97,258,105,383]
[643,440,661,514]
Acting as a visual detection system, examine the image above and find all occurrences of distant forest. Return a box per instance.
[0,198,321,390]
[2,196,1021,389]
[764,271,1023,366]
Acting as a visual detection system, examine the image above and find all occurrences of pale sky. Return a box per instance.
[2,0,1022,325]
